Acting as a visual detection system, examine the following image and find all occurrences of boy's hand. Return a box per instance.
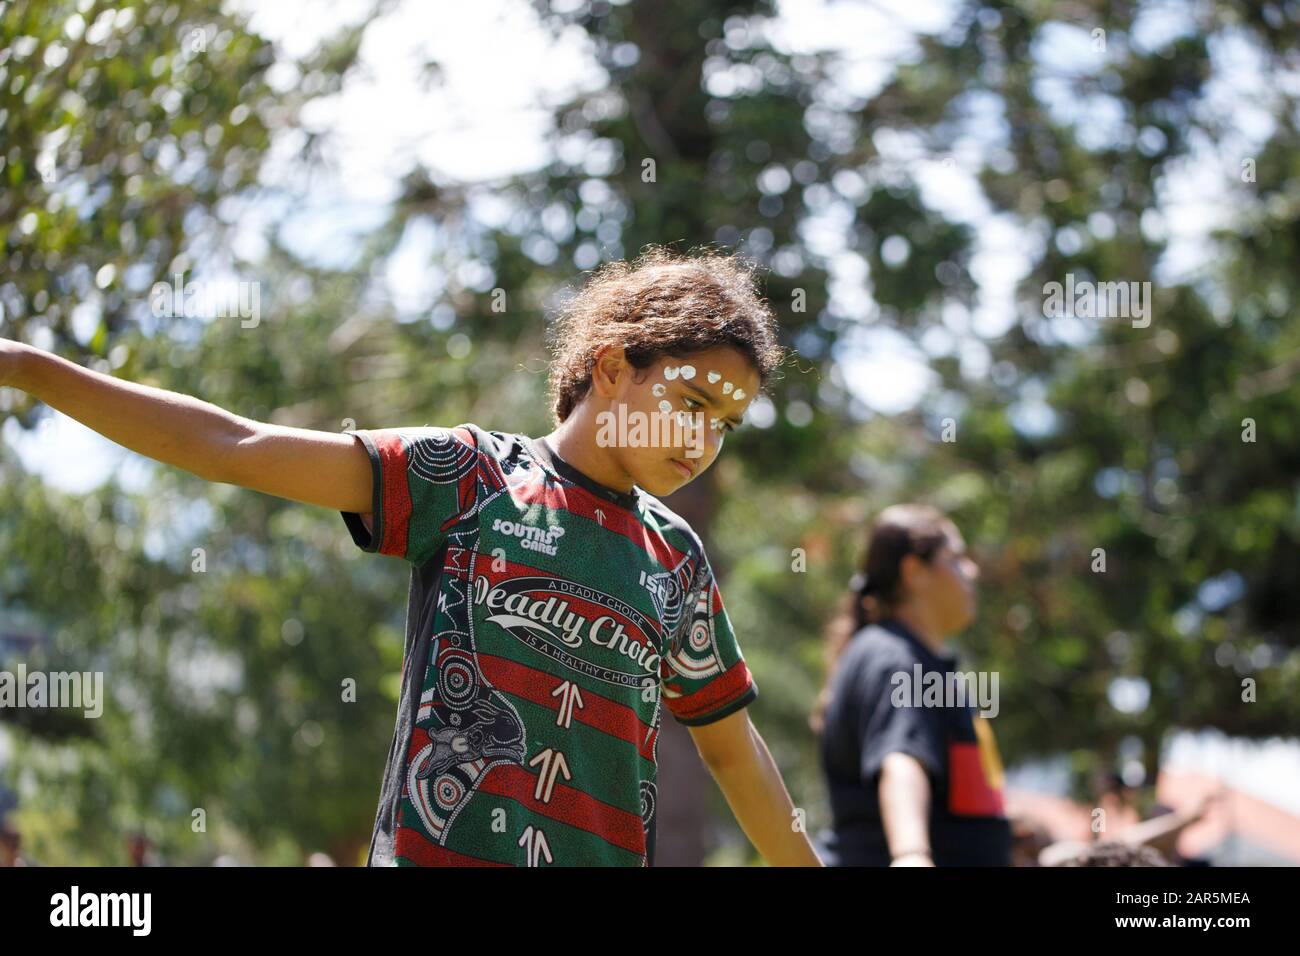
[689,710,824,866]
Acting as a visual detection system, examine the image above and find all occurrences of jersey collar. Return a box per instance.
[877,617,959,670]
[526,435,641,511]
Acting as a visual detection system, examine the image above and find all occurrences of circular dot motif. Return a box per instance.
[440,655,478,708]
[435,774,465,810]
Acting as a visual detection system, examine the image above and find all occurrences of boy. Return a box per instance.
[0,248,822,866]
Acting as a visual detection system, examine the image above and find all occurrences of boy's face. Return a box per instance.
[591,344,760,497]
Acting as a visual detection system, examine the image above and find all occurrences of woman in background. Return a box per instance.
[811,504,1012,866]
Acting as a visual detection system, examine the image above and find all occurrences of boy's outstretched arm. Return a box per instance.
[688,709,824,866]
[0,338,373,514]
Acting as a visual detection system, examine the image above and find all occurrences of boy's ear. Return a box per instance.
[590,345,628,399]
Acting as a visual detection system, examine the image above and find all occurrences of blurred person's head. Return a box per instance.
[1099,771,1133,798]
[0,824,21,866]
[1010,816,1053,867]
[811,504,978,733]
[545,246,784,497]
[1097,771,1143,828]
[1050,841,1171,867]
[126,831,151,866]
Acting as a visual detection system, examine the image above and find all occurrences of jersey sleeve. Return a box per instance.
[659,545,758,726]
[339,424,480,566]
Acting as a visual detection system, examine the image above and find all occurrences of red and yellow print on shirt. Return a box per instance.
[947,713,1007,817]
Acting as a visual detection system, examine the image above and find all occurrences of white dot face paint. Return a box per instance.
[680,365,696,380]
[733,388,746,401]
[663,366,680,381]
[707,370,722,384]
[658,400,672,414]
[652,383,666,397]
[722,382,734,395]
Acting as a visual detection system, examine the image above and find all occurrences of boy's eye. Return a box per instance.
[680,395,736,432]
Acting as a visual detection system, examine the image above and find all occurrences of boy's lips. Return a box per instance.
[670,457,696,479]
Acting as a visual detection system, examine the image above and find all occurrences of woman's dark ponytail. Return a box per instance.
[808,504,953,735]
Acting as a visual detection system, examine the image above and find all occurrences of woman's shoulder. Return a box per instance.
[842,622,926,675]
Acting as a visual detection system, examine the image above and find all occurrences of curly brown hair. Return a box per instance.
[546,245,786,424]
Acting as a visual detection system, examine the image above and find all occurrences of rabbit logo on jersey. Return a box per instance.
[473,574,662,688]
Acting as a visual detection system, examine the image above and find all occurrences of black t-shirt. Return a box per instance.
[816,618,1012,866]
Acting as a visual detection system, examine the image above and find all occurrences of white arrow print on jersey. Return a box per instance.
[551,681,585,728]
[594,508,606,526]
[518,825,553,866]
[528,748,572,804]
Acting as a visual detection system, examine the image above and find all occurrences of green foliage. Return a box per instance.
[3,0,1298,865]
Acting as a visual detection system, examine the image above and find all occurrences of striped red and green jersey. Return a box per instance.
[340,423,757,866]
